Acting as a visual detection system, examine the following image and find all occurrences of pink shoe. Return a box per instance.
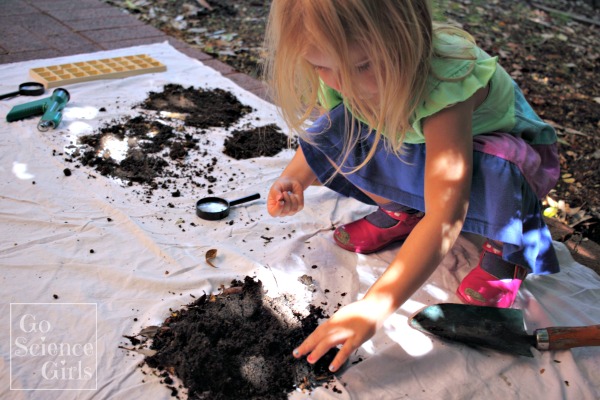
[333,208,424,254]
[457,242,528,308]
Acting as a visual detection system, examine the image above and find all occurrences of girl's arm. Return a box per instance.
[267,146,317,217]
[294,92,478,371]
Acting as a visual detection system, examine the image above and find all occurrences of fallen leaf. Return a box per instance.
[543,206,558,218]
[139,326,160,337]
[206,248,218,268]
[221,286,243,295]
[196,0,212,10]
[119,346,157,357]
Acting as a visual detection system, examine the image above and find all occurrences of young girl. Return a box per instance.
[263,0,560,372]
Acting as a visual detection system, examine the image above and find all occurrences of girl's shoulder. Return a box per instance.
[430,26,488,81]
[405,28,500,143]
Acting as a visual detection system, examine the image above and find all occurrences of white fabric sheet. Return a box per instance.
[0,42,599,400]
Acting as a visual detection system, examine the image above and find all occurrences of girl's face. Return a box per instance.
[304,44,379,103]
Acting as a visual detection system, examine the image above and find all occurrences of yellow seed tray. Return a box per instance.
[29,54,167,88]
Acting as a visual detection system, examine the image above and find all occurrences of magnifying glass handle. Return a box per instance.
[0,91,20,100]
[228,193,261,207]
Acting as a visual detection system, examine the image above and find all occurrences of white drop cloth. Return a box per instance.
[0,42,598,400]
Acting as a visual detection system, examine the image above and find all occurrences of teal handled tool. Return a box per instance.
[409,303,600,357]
[6,88,70,131]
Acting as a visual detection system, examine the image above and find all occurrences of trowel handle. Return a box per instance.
[535,324,600,351]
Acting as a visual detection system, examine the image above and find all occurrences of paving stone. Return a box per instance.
[27,0,113,12]
[99,38,170,51]
[0,0,37,16]
[46,31,100,51]
[80,25,165,43]
[7,14,75,36]
[0,33,48,53]
[66,15,146,32]
[44,6,127,22]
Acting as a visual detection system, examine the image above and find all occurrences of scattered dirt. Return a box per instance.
[70,84,291,193]
[128,277,341,399]
[76,84,331,398]
[105,0,600,244]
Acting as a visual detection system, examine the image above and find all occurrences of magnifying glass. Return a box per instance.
[0,82,45,100]
[196,193,261,220]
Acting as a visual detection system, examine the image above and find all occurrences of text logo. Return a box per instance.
[10,303,97,391]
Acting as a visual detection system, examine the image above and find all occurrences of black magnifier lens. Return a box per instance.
[196,193,260,220]
[198,200,229,214]
[196,197,231,220]
[19,82,45,96]
[0,82,45,100]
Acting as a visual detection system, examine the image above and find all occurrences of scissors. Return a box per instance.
[0,82,45,100]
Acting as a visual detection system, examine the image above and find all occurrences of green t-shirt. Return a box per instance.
[318,31,555,145]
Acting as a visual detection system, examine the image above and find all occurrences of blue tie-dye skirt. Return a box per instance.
[300,104,560,274]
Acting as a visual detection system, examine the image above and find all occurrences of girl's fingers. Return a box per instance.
[293,324,349,365]
[267,192,284,217]
[328,340,355,372]
[292,329,319,359]
[268,177,305,217]
[296,335,356,373]
[280,191,301,216]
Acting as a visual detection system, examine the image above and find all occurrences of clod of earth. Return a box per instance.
[223,124,297,159]
[135,277,338,400]
[142,84,253,129]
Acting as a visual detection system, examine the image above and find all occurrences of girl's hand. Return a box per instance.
[292,298,386,372]
[267,177,305,217]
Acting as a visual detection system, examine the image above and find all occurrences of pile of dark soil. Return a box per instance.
[134,277,341,399]
[224,124,293,159]
[142,84,253,129]
[70,84,292,193]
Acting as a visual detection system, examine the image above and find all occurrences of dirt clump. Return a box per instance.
[224,124,296,159]
[142,84,253,129]
[138,277,339,399]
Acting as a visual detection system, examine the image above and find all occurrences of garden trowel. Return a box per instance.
[409,303,600,357]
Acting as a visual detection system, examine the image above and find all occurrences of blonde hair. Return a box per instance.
[263,0,473,174]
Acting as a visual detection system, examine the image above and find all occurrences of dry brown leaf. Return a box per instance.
[138,326,160,337]
[222,286,243,295]
[196,0,212,10]
[206,248,218,268]
[119,345,157,357]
